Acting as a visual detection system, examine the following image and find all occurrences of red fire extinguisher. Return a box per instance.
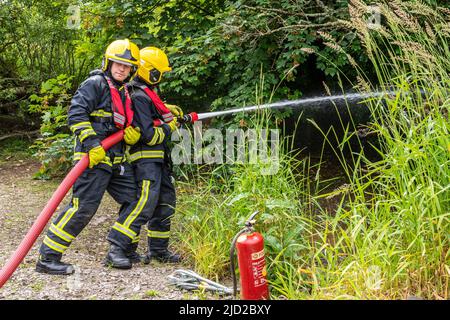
[230,211,269,300]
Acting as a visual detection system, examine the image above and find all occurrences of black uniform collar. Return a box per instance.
[131,77,159,91]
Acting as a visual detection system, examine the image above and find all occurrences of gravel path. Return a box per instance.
[0,160,215,300]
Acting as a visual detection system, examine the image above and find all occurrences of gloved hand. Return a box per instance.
[167,117,179,132]
[166,104,184,117]
[124,126,141,145]
[88,145,106,168]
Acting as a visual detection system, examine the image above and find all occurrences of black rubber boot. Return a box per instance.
[126,250,143,264]
[125,242,142,264]
[104,244,132,269]
[143,250,182,264]
[35,256,75,275]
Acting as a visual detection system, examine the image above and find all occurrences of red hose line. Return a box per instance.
[0,130,124,289]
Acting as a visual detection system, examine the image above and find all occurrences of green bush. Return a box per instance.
[29,74,74,179]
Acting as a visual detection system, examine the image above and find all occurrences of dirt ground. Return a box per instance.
[0,160,218,300]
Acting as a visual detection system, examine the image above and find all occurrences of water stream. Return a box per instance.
[198,91,395,120]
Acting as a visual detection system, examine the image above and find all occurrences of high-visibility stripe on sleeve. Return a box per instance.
[147,129,160,146]
[100,157,112,167]
[113,156,124,164]
[49,223,75,243]
[43,236,68,254]
[90,110,112,117]
[147,230,170,239]
[156,127,165,144]
[73,152,87,161]
[70,121,93,133]
[124,180,150,227]
[79,128,97,142]
[112,222,137,240]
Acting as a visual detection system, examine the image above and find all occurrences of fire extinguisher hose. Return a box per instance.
[0,130,124,289]
[167,269,233,295]
[229,228,247,298]
[167,212,261,298]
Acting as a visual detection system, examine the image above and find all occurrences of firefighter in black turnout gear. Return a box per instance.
[107,47,182,263]
[36,39,142,275]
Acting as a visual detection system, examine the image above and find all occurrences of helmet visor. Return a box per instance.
[108,58,134,67]
[149,68,162,83]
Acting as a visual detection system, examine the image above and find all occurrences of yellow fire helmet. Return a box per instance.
[102,39,140,74]
[137,47,172,85]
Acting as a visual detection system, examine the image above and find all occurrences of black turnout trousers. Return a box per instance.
[39,163,137,259]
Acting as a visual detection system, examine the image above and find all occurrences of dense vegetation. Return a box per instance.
[0,0,448,299]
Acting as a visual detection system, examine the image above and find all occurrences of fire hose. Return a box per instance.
[0,130,124,289]
[2,94,360,290]
[0,97,308,290]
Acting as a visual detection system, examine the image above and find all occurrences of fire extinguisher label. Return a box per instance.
[251,249,264,260]
[252,259,267,287]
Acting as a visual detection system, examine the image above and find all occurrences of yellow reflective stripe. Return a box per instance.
[156,127,165,144]
[43,236,68,253]
[73,152,87,161]
[128,150,164,162]
[57,198,79,230]
[70,121,92,133]
[100,157,112,166]
[147,129,160,146]
[90,110,112,117]
[124,180,150,227]
[132,236,140,244]
[79,128,96,142]
[49,223,74,243]
[113,156,124,164]
[147,230,170,239]
[112,222,137,240]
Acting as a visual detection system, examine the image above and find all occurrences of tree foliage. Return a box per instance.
[2,0,449,173]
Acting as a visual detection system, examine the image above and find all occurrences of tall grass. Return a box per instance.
[173,1,449,299]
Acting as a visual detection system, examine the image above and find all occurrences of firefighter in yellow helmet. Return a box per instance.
[107,46,183,263]
[36,39,144,274]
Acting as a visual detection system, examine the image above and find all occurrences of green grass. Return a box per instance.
[144,289,160,298]
[0,137,34,163]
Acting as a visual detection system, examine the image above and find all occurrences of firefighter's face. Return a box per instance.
[110,61,132,82]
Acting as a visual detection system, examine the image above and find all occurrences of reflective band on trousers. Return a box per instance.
[43,236,68,253]
[123,180,150,227]
[128,150,164,162]
[112,222,137,239]
[132,236,140,244]
[57,198,79,230]
[112,180,151,240]
[49,223,75,243]
[148,230,170,239]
